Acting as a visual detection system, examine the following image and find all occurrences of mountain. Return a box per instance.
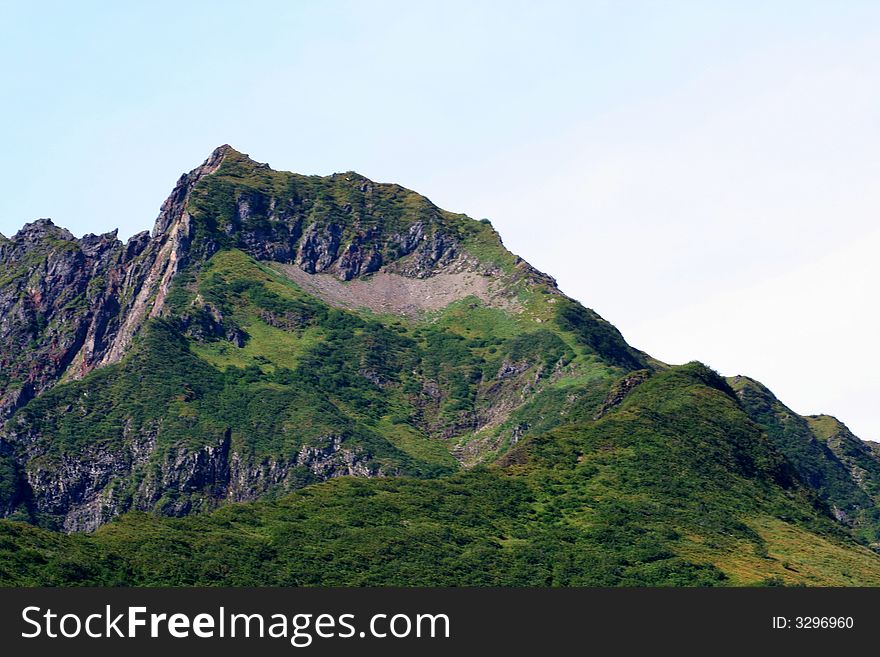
[1,146,879,586]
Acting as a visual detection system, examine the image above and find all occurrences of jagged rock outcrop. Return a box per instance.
[0,148,229,421]
[594,369,651,419]
[15,421,380,532]
[0,220,144,419]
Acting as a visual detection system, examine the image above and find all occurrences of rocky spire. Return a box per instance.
[12,218,75,243]
[152,144,233,237]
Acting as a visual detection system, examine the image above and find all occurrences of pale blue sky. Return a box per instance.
[2,1,879,439]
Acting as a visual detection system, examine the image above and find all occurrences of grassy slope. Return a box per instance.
[180,248,626,463]
[731,376,880,545]
[3,363,880,586]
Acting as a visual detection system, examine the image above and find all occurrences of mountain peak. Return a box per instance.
[13,218,75,243]
[209,143,240,162]
[151,145,235,237]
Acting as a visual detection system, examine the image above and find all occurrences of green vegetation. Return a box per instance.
[176,248,613,458]
[555,299,645,370]
[731,376,880,544]
[3,363,880,586]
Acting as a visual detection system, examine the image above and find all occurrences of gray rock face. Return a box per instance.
[297,222,343,273]
[497,360,531,380]
[593,370,651,419]
[387,224,458,278]
[336,237,382,281]
[12,418,380,532]
[0,220,138,419]
[0,146,235,422]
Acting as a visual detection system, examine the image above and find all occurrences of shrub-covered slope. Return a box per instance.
[731,375,880,546]
[2,364,880,586]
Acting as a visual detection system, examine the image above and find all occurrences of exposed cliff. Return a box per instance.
[0,147,228,422]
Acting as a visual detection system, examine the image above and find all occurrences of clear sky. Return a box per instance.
[2,1,878,439]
